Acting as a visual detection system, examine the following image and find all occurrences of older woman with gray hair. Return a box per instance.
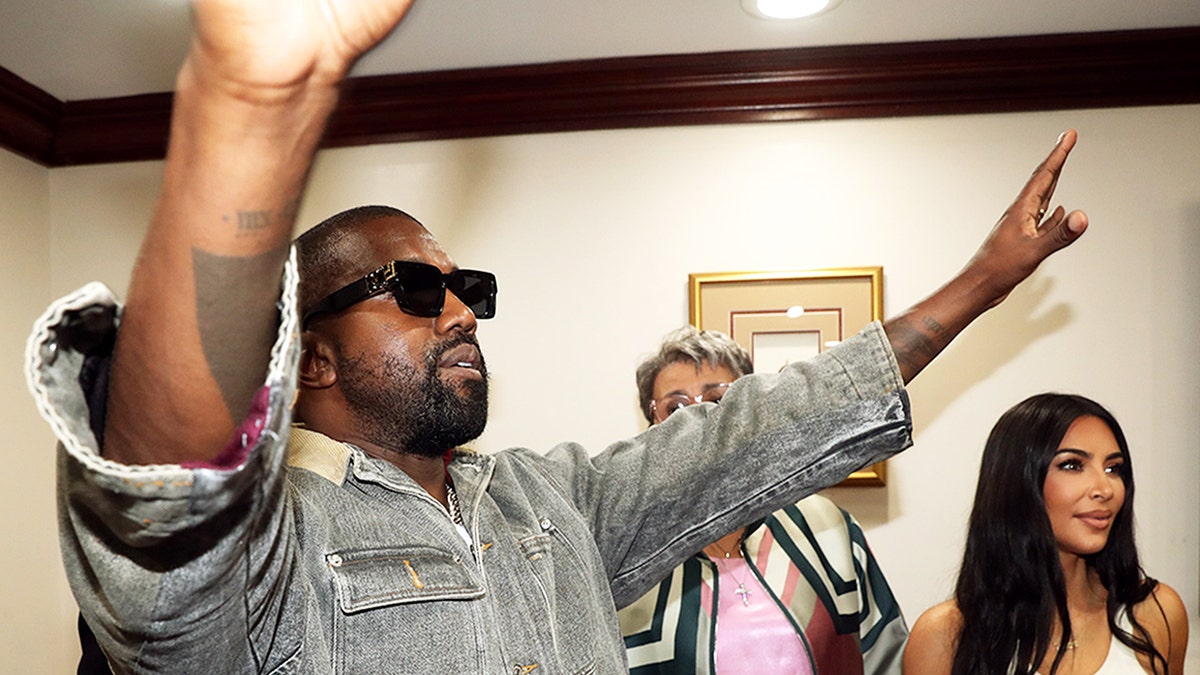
[619,326,907,674]
[635,327,755,424]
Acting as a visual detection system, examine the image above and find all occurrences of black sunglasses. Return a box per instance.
[302,260,497,327]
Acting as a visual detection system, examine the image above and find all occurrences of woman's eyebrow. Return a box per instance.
[1052,448,1125,462]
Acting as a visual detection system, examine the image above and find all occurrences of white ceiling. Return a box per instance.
[3,0,1200,102]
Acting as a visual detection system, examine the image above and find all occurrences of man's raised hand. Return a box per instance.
[187,0,416,99]
[104,0,417,466]
[963,129,1089,308]
[884,130,1088,382]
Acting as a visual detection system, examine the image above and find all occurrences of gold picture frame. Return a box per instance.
[689,267,887,486]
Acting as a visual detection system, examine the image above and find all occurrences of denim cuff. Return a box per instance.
[26,249,302,546]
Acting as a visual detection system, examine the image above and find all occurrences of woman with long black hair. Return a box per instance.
[904,393,1187,674]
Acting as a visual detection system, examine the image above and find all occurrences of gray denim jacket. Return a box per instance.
[26,255,912,674]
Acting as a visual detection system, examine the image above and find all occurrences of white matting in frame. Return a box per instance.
[688,267,886,486]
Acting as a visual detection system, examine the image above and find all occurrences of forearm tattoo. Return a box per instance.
[193,246,287,420]
[889,314,948,380]
[223,200,300,237]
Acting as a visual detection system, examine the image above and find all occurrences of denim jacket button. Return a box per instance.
[327,554,343,567]
[539,518,551,531]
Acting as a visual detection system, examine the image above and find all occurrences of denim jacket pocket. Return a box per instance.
[520,523,601,675]
[327,545,483,613]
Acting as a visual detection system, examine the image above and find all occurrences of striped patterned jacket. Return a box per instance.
[618,494,907,674]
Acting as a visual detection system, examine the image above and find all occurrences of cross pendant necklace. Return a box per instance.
[709,533,753,607]
[733,582,752,606]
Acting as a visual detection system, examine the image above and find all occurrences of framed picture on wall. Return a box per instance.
[688,267,887,486]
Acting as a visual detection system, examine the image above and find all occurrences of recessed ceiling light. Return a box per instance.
[741,0,842,20]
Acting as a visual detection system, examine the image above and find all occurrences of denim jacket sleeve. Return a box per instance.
[25,252,304,673]
[526,323,912,608]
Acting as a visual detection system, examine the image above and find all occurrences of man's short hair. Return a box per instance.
[635,326,753,424]
[294,205,418,314]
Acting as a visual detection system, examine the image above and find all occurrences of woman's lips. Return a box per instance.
[1075,510,1113,529]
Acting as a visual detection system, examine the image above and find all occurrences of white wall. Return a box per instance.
[0,149,78,672]
[33,104,1200,671]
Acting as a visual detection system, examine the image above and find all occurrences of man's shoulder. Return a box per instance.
[457,444,597,511]
[462,443,592,470]
[463,445,565,482]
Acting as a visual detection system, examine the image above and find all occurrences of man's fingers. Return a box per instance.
[1020,130,1077,218]
[1064,209,1088,235]
[1042,208,1089,251]
[1037,205,1066,231]
[1055,129,1078,153]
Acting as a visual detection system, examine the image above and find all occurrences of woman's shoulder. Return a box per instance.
[903,600,962,675]
[1128,581,1187,630]
[1127,580,1189,673]
[913,599,964,633]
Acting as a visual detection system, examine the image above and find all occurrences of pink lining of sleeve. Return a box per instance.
[180,386,271,470]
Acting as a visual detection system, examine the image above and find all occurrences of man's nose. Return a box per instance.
[435,290,478,336]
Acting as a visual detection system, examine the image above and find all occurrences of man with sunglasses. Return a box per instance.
[620,327,907,674]
[27,0,1089,672]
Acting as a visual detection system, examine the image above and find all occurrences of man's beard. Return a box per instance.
[336,335,489,458]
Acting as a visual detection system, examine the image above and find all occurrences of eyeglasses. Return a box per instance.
[302,260,497,327]
[651,382,732,423]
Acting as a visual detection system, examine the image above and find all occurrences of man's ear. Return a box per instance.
[299,334,338,390]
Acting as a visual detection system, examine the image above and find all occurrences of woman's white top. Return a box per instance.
[1091,609,1150,674]
[1014,608,1151,675]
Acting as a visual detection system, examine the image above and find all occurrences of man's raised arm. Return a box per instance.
[883,130,1089,383]
[103,0,414,465]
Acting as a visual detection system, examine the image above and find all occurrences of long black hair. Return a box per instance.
[951,393,1169,675]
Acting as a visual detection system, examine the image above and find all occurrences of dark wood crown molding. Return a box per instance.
[3,27,1198,167]
[0,65,62,165]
